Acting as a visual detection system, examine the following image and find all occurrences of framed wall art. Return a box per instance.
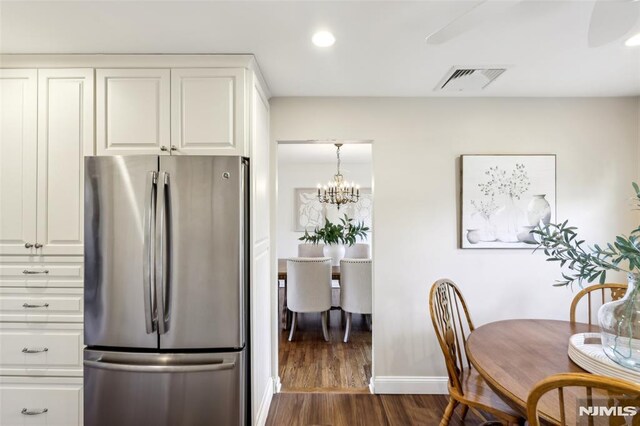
[461,155,556,249]
[294,188,325,231]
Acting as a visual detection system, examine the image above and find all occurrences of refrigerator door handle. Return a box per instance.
[84,359,235,373]
[143,171,158,334]
[156,172,171,335]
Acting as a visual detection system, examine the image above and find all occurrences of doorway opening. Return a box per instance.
[275,140,373,393]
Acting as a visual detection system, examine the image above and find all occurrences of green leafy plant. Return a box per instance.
[299,214,369,246]
[531,183,640,287]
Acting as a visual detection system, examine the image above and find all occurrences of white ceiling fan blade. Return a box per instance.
[588,0,640,48]
[426,0,520,45]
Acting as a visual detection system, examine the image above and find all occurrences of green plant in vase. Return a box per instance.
[299,215,369,265]
[531,183,640,371]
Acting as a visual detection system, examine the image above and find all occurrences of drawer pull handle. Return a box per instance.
[22,303,49,308]
[22,347,48,354]
[22,270,49,275]
[21,408,48,415]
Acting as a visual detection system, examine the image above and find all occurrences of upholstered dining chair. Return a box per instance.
[339,259,372,342]
[429,279,525,426]
[286,258,332,342]
[526,372,640,426]
[569,283,627,325]
[344,243,371,259]
[297,243,325,257]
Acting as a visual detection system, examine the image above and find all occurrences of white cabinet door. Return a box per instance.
[37,69,94,255]
[0,70,38,255]
[96,69,170,155]
[171,68,245,155]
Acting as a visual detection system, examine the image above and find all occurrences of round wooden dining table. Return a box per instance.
[466,319,599,424]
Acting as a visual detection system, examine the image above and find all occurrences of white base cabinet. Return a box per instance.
[0,376,83,426]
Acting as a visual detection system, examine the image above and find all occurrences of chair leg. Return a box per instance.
[343,312,352,343]
[288,312,297,342]
[440,398,458,426]
[365,314,372,331]
[459,404,468,421]
[321,311,330,341]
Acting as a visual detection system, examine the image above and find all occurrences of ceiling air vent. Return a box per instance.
[436,67,506,92]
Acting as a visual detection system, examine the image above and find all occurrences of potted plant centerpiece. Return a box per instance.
[299,214,369,266]
[532,183,640,371]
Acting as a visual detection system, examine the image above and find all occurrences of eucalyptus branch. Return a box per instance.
[530,182,640,288]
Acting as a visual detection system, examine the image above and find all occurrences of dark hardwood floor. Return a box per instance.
[279,288,372,392]
[265,393,486,425]
[274,289,488,425]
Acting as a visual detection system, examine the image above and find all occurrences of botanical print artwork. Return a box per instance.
[461,155,556,249]
[295,188,325,231]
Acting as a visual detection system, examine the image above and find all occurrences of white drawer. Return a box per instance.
[0,288,83,322]
[0,376,82,426]
[0,323,83,376]
[0,263,83,288]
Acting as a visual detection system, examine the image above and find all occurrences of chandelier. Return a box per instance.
[317,143,360,210]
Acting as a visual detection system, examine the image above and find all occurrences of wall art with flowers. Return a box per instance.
[461,155,556,249]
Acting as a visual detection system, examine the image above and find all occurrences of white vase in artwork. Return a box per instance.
[323,244,346,266]
[527,194,551,226]
[494,196,525,243]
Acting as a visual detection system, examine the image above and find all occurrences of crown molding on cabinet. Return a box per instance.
[0,54,271,99]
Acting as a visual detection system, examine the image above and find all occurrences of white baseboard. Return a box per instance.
[372,376,449,394]
[274,375,282,393]
[255,377,274,426]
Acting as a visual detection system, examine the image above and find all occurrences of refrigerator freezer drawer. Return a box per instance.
[84,349,245,426]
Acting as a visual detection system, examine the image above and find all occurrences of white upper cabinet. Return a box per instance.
[0,69,93,256]
[37,69,94,255]
[0,70,38,255]
[171,68,245,155]
[96,69,170,155]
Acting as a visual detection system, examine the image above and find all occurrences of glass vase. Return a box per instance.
[598,273,640,371]
[494,195,524,243]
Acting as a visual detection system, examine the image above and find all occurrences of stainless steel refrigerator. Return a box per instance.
[83,156,249,426]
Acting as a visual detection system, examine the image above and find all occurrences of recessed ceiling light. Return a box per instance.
[312,31,335,47]
[625,32,640,47]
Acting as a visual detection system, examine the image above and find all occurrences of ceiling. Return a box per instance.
[1,1,639,97]
[278,143,372,164]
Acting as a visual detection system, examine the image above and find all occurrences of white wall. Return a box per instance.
[271,97,640,390]
[276,162,372,259]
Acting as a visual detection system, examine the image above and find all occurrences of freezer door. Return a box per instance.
[84,156,159,349]
[157,156,246,350]
[84,349,245,426]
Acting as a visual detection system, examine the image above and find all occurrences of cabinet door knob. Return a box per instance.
[170,145,178,151]
[34,243,43,249]
[160,146,168,152]
[24,243,33,248]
